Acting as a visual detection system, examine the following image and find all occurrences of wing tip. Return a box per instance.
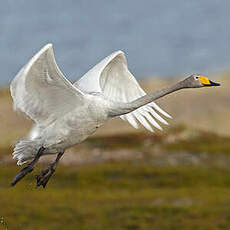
[110,50,125,59]
[25,43,54,71]
[10,43,54,92]
[43,43,53,50]
[37,43,53,57]
[150,102,173,119]
[118,50,125,54]
[165,113,173,119]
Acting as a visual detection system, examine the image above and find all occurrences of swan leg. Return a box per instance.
[11,146,45,186]
[35,151,64,188]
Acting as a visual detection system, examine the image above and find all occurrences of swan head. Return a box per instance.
[182,74,220,88]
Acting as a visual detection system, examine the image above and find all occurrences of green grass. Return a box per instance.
[1,121,230,229]
[1,162,230,230]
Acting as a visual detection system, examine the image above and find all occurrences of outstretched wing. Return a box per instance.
[74,51,171,132]
[11,44,85,127]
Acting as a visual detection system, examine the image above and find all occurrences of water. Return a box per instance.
[1,0,230,85]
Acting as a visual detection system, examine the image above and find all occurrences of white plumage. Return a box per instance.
[74,50,171,132]
[10,44,220,187]
[11,44,84,128]
[11,44,170,165]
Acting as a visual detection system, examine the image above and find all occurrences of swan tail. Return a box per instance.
[12,139,42,165]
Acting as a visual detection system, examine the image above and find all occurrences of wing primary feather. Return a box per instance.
[150,102,172,118]
[124,114,139,129]
[120,115,126,121]
[139,110,162,130]
[144,107,169,125]
[133,111,154,132]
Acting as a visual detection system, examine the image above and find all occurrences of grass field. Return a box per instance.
[1,162,230,230]
[0,75,230,229]
[0,127,230,230]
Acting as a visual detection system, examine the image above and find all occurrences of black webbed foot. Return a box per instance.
[10,165,34,186]
[10,146,45,187]
[35,151,64,188]
[35,165,55,188]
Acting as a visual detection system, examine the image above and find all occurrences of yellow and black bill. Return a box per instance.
[199,76,220,86]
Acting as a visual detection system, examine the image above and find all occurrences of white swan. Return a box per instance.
[10,44,220,188]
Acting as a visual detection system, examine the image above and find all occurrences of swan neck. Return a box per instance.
[109,81,184,117]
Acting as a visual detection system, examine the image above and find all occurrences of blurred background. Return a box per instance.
[0,1,230,229]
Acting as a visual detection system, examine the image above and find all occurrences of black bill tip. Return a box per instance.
[209,80,220,86]
[204,80,221,87]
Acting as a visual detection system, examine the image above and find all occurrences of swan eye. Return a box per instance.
[195,76,199,80]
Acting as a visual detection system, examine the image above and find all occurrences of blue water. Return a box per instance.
[1,0,230,85]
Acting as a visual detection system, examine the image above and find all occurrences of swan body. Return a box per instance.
[11,44,171,164]
[10,44,220,187]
